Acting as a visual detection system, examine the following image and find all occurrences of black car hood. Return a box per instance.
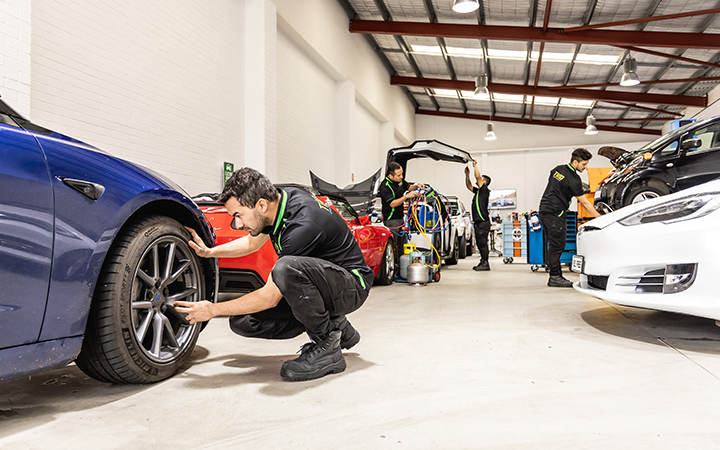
[597,146,629,168]
[386,140,472,174]
[310,168,382,216]
[310,140,471,216]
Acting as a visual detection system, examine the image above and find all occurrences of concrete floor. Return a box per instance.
[3,256,720,449]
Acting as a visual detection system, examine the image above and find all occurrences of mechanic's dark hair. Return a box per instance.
[482,175,491,186]
[387,161,402,175]
[218,167,279,207]
[571,148,593,163]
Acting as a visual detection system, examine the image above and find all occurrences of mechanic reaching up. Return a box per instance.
[539,148,601,288]
[464,159,492,271]
[176,167,373,382]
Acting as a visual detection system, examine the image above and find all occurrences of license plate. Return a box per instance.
[571,255,584,273]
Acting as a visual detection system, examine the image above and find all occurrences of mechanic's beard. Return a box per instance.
[245,209,271,237]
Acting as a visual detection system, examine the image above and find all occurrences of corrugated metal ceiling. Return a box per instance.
[337,0,720,135]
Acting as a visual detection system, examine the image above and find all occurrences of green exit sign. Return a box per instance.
[223,162,234,187]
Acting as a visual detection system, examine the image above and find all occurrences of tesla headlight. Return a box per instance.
[618,192,720,226]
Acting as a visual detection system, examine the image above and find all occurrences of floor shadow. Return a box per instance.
[179,352,375,396]
[581,304,720,355]
[0,363,151,439]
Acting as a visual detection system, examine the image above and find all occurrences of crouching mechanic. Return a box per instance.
[175,167,374,381]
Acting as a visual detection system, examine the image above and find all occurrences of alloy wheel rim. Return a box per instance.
[131,236,200,363]
[632,191,660,204]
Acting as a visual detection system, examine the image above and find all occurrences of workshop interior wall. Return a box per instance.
[28,0,246,196]
[276,28,337,185]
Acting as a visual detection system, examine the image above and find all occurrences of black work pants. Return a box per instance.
[229,256,369,341]
[539,212,566,277]
[473,220,491,262]
[384,218,405,264]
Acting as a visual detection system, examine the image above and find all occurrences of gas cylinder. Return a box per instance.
[399,254,410,279]
[406,262,429,286]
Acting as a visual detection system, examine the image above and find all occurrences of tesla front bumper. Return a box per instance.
[573,216,720,321]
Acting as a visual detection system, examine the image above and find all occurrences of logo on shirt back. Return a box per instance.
[553,171,565,182]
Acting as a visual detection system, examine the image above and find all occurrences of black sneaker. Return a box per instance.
[473,260,490,271]
[280,330,346,381]
[332,315,360,350]
[548,275,574,288]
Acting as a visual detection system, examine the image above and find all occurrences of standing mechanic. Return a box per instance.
[176,167,373,382]
[539,148,601,288]
[464,160,492,271]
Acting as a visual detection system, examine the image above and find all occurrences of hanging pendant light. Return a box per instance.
[620,57,640,87]
[452,0,480,13]
[474,74,489,98]
[585,115,598,135]
[485,122,497,140]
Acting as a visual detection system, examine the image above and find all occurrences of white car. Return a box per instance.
[573,178,720,321]
[447,196,474,259]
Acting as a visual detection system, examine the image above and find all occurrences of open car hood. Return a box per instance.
[386,140,472,175]
[309,169,382,216]
[597,146,629,168]
[310,140,471,216]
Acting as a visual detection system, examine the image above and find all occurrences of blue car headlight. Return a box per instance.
[618,192,720,226]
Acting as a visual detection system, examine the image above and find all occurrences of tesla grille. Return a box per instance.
[588,275,608,290]
[617,268,665,293]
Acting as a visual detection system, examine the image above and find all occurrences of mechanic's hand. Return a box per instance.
[464,166,470,175]
[472,159,477,166]
[406,191,418,199]
[174,300,215,324]
[185,227,212,258]
[416,183,426,189]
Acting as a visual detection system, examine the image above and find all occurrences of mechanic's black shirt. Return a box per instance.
[378,177,411,221]
[539,164,585,217]
[471,184,490,222]
[262,187,374,291]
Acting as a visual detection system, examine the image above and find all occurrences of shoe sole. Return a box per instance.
[280,359,347,382]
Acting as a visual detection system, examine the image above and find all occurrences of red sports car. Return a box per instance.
[194,185,396,292]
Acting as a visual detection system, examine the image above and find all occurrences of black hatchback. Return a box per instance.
[594,116,720,212]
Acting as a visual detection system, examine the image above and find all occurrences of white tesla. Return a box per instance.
[572,178,720,321]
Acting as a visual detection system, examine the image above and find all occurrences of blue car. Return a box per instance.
[0,98,217,384]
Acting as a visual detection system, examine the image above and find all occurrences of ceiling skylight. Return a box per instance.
[410,45,619,65]
[433,89,593,108]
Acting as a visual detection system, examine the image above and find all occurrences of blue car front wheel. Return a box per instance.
[76,215,205,384]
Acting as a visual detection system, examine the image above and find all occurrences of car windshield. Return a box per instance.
[633,121,698,155]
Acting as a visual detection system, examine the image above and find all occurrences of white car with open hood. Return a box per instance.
[573,178,720,321]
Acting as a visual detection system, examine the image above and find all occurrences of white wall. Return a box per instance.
[29,0,246,196]
[0,0,31,117]
[276,28,337,184]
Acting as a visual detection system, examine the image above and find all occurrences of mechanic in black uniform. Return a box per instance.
[538,148,601,288]
[177,167,373,382]
[464,159,492,271]
[378,161,425,261]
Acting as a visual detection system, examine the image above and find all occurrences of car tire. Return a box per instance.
[375,240,396,286]
[458,234,467,259]
[466,236,474,257]
[445,234,460,266]
[625,185,667,206]
[75,216,205,384]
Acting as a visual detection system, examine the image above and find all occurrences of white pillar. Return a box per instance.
[379,121,394,175]
[243,0,277,180]
[334,80,354,186]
